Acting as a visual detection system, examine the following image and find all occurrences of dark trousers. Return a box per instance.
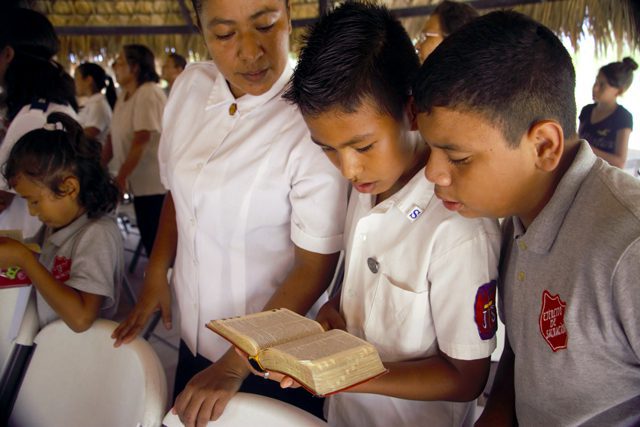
[174,340,325,420]
[132,193,165,256]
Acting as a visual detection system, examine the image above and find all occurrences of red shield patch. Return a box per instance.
[539,290,568,352]
[52,256,72,282]
[474,280,497,340]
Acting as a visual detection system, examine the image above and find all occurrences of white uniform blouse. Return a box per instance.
[327,168,500,427]
[110,82,166,196]
[158,62,347,361]
[77,92,111,146]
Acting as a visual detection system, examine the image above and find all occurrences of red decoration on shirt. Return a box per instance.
[474,280,497,340]
[52,256,72,282]
[539,290,568,352]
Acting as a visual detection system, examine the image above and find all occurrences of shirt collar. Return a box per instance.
[47,213,91,248]
[511,140,597,253]
[205,61,293,113]
[360,166,434,216]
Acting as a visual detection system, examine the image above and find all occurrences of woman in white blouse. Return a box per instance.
[74,62,115,145]
[112,0,347,424]
[105,44,167,257]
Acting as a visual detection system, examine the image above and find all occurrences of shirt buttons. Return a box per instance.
[518,241,527,250]
[229,103,238,116]
[367,257,379,274]
[196,162,203,169]
[190,218,195,226]
[517,271,525,282]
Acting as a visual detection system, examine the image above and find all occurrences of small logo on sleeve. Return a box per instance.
[539,290,568,352]
[52,256,72,282]
[474,280,497,340]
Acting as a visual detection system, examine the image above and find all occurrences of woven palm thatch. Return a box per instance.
[27,0,640,67]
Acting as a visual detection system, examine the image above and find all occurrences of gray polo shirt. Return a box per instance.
[35,213,123,328]
[499,141,640,426]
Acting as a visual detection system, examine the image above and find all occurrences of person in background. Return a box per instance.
[413,10,640,426]
[105,44,167,257]
[414,0,478,62]
[0,112,122,332]
[579,57,638,168]
[161,52,187,95]
[111,0,347,425]
[74,62,116,146]
[0,7,78,238]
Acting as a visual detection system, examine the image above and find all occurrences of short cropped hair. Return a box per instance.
[284,2,420,121]
[168,53,187,70]
[433,0,479,36]
[414,10,576,146]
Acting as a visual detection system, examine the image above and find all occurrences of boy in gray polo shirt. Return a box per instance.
[413,10,640,426]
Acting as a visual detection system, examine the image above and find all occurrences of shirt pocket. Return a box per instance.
[363,274,433,361]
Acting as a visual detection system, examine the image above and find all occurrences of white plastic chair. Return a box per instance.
[0,287,39,423]
[9,319,167,427]
[162,392,328,427]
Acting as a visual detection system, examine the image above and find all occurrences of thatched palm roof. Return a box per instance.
[23,0,640,66]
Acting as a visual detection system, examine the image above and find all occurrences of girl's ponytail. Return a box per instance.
[104,75,117,110]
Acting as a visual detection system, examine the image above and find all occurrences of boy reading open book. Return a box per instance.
[207,308,387,397]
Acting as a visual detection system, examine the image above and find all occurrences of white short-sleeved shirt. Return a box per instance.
[77,92,111,146]
[0,101,78,236]
[327,168,500,427]
[110,82,166,196]
[158,62,348,361]
[34,213,124,328]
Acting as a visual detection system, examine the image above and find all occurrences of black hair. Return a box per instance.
[76,62,117,109]
[600,57,638,93]
[0,8,78,121]
[3,112,120,219]
[122,44,159,85]
[414,10,576,146]
[432,0,479,36]
[190,0,289,25]
[167,53,187,70]
[283,2,420,121]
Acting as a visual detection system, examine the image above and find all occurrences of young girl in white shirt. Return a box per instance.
[74,62,115,145]
[0,112,123,331]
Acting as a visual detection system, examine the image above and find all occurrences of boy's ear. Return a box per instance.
[527,120,564,172]
[60,176,81,199]
[1,46,15,65]
[406,96,418,131]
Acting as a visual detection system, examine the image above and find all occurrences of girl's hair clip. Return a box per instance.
[43,122,65,131]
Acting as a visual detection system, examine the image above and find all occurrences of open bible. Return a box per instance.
[207,308,387,397]
[0,230,40,288]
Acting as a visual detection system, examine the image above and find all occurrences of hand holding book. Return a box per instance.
[208,308,387,397]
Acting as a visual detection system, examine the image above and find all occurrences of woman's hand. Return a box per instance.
[111,267,172,346]
[173,350,249,427]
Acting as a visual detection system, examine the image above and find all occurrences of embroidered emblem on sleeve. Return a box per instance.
[474,280,497,340]
[52,256,72,282]
[539,290,568,352]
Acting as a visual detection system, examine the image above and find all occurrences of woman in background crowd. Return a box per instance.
[414,0,478,62]
[579,57,638,168]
